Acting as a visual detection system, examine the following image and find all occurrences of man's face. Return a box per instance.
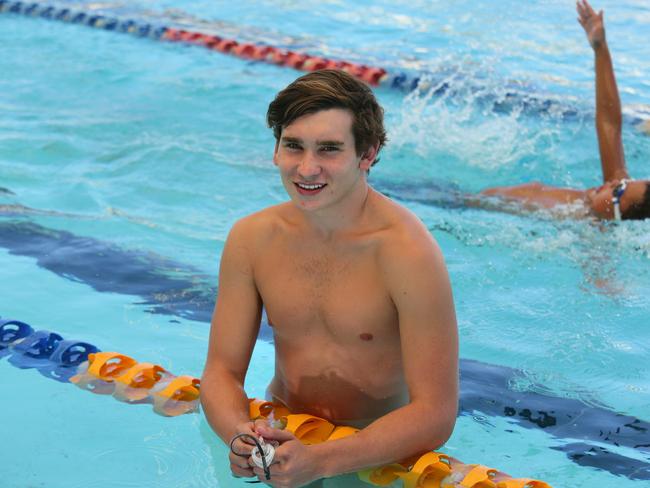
[273,108,375,212]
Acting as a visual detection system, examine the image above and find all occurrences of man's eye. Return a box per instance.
[284,143,301,150]
[321,146,340,152]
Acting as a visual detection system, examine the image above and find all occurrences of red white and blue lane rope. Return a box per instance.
[0,0,423,90]
[4,1,647,123]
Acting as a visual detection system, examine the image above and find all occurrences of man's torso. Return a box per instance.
[247,191,415,425]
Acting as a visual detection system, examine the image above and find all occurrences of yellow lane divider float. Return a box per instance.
[248,399,552,488]
[1,319,551,487]
[70,351,201,417]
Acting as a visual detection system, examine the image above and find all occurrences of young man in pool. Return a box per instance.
[200,69,459,487]
[478,0,650,220]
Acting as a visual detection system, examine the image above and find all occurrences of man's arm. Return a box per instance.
[253,217,459,485]
[200,218,263,476]
[577,0,628,183]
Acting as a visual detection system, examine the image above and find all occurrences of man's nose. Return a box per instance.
[298,152,322,178]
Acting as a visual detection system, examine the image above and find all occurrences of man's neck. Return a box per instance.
[296,182,373,239]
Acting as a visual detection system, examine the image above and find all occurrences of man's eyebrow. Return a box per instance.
[280,137,345,146]
[316,140,344,146]
[280,136,302,143]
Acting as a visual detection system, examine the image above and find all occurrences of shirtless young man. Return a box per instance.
[200,69,459,487]
[479,0,650,221]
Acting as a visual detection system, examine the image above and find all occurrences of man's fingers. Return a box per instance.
[231,438,255,456]
[230,450,253,468]
[253,418,270,430]
[231,462,256,478]
[234,467,253,477]
[270,428,297,443]
[252,463,281,484]
[255,424,297,443]
[231,455,257,479]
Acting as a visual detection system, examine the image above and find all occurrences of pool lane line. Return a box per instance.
[0,0,402,88]
[6,0,647,125]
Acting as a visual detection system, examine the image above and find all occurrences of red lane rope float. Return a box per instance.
[248,400,553,488]
[0,1,396,87]
[161,27,388,86]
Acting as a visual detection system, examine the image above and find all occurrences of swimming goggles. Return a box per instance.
[612,179,628,221]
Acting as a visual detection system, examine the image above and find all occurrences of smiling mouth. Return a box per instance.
[294,182,326,194]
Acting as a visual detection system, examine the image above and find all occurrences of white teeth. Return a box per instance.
[297,183,324,190]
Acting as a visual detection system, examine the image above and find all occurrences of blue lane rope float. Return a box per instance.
[0,318,34,357]
[0,316,201,414]
[0,1,167,39]
[8,329,65,368]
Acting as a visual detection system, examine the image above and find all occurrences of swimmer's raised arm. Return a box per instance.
[201,217,264,478]
[577,0,629,183]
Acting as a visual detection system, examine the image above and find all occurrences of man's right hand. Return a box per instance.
[229,422,258,478]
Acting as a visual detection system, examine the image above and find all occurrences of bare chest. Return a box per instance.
[255,242,396,341]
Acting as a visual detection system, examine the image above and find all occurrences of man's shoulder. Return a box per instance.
[370,190,443,266]
[227,203,291,245]
[372,190,437,244]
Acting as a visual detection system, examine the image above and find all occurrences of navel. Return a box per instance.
[359,333,373,341]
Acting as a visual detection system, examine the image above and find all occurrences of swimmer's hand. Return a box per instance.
[229,422,259,479]
[250,423,323,487]
[577,0,605,50]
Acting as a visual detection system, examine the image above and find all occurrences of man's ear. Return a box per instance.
[272,141,280,166]
[359,144,379,171]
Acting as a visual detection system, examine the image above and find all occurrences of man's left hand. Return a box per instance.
[250,424,324,488]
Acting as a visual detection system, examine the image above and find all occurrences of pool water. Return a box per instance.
[1,1,649,486]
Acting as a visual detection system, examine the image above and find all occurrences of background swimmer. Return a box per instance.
[477,1,650,220]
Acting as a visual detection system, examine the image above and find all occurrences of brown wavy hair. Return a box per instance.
[267,69,387,166]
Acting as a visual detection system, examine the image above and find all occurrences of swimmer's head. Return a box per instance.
[621,181,650,220]
[588,179,650,220]
[267,69,387,166]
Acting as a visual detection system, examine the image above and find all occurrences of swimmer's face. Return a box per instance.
[587,179,646,219]
[273,108,376,212]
